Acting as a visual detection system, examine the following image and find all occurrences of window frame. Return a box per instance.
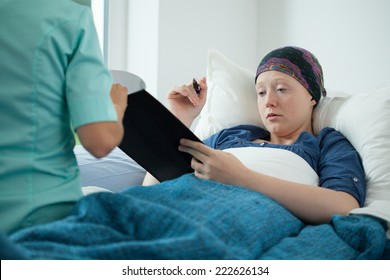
[91,0,109,63]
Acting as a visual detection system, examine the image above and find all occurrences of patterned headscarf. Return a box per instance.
[255,46,327,104]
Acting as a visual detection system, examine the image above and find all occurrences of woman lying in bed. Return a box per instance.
[5,47,380,261]
[144,46,366,225]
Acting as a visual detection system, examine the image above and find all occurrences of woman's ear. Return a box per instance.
[310,97,317,107]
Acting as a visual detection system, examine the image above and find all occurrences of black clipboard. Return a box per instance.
[118,89,202,182]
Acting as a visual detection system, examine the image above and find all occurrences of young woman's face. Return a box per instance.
[255,71,316,140]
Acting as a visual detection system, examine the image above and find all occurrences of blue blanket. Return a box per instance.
[9,174,390,259]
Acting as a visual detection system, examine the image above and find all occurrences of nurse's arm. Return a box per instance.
[76,84,127,158]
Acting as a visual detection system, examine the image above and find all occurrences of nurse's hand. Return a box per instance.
[110,83,128,121]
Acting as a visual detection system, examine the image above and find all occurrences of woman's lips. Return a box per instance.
[266,113,281,120]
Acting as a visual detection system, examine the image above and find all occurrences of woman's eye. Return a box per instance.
[277,88,285,93]
[258,91,266,96]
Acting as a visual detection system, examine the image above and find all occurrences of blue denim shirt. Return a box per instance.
[203,125,366,207]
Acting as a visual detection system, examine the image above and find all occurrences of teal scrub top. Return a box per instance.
[0,0,117,234]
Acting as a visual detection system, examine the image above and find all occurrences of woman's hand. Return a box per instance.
[178,138,248,186]
[167,77,207,128]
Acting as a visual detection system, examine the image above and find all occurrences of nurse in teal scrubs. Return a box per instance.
[0,0,128,234]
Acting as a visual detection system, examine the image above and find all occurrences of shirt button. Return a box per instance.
[353,177,359,183]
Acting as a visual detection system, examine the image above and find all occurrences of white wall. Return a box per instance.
[107,0,160,95]
[108,0,390,100]
[257,0,390,95]
[157,0,258,102]
[108,0,257,102]
[107,0,129,70]
[126,0,160,95]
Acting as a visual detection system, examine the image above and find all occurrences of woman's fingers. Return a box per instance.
[168,83,201,106]
[178,139,213,162]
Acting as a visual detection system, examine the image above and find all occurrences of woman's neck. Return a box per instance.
[269,126,313,145]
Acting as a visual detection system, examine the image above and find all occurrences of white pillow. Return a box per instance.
[195,48,390,236]
[224,147,319,186]
[194,49,263,139]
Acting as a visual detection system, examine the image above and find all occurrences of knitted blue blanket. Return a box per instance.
[10,174,389,259]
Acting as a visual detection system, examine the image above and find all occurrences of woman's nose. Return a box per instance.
[264,91,277,108]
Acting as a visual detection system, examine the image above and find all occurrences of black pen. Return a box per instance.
[192,78,201,95]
